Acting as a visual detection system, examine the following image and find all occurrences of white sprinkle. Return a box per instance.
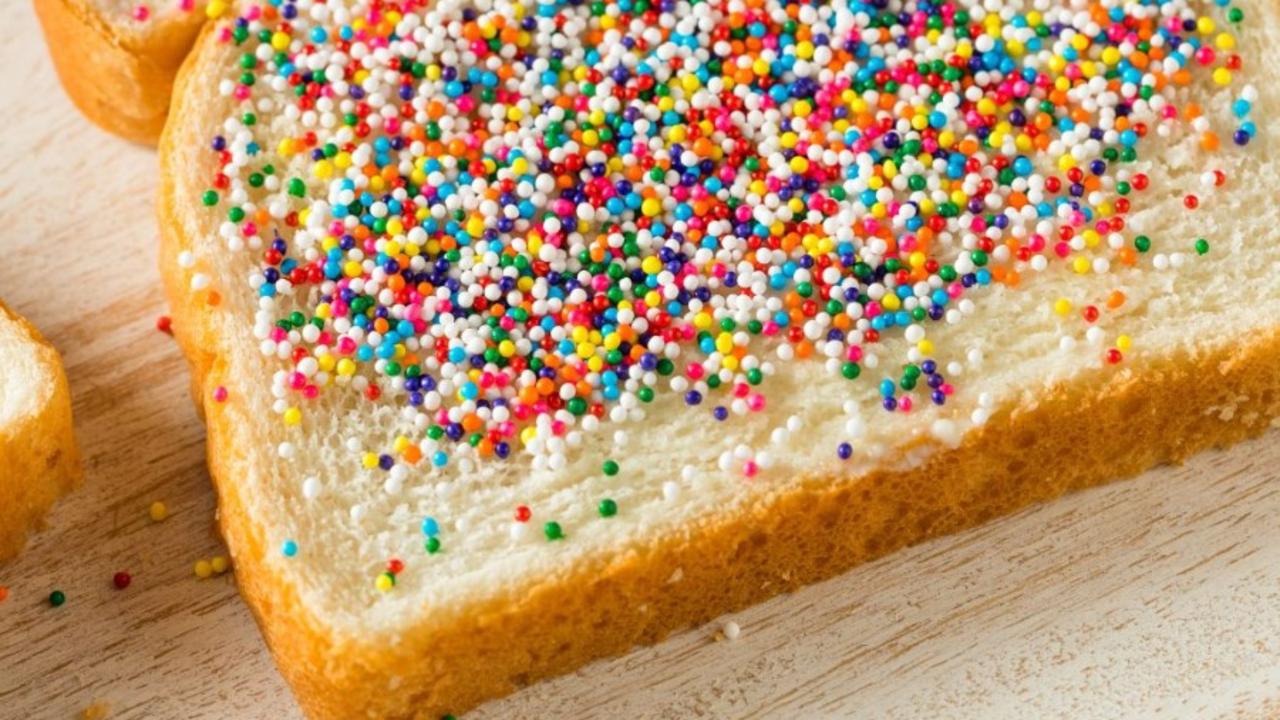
[662,481,680,502]
[722,621,741,640]
[302,476,321,499]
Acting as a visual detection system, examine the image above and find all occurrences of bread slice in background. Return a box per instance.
[158,0,1280,716]
[32,0,206,143]
[0,302,81,561]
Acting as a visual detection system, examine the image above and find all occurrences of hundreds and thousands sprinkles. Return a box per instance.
[198,0,1255,584]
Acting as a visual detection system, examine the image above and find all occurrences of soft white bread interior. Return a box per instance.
[158,0,1280,716]
[33,0,206,143]
[0,302,81,562]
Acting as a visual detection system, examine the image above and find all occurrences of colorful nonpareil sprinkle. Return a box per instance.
[197,0,1258,585]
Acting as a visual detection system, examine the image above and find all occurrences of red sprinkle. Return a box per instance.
[1106,349,1124,364]
[514,505,531,522]
[113,572,132,590]
[156,315,173,334]
[386,558,404,574]
[1183,194,1199,209]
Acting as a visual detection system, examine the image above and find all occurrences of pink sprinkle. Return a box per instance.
[742,460,759,478]
[132,3,150,20]
[212,386,228,402]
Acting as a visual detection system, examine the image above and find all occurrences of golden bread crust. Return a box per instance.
[32,0,203,144]
[0,301,82,562]
[157,19,1280,720]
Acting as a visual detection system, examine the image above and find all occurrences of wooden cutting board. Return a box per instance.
[3,2,1280,718]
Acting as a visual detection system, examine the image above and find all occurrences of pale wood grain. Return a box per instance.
[2,1,1279,718]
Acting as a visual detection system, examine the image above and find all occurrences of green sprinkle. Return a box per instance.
[543,521,563,541]
[1194,238,1210,256]
[425,537,441,554]
[288,178,306,197]
[1134,235,1151,253]
[602,459,619,476]
[48,590,66,607]
[841,362,861,380]
[598,499,617,517]
[201,190,219,207]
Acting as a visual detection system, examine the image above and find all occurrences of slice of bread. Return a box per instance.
[158,0,1280,716]
[33,0,207,143]
[0,302,81,561]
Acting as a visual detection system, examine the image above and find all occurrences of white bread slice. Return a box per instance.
[0,302,81,561]
[158,0,1280,716]
[33,0,207,143]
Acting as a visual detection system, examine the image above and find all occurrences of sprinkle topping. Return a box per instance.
[198,0,1259,588]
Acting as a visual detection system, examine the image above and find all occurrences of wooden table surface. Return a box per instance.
[3,1,1280,718]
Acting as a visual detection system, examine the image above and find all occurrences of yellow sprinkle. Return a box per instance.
[205,0,226,17]
[1053,298,1072,316]
[715,332,735,354]
[375,573,395,592]
[1212,67,1232,86]
[149,501,168,522]
[1116,335,1133,351]
[194,560,213,579]
[211,556,230,574]
[283,407,302,426]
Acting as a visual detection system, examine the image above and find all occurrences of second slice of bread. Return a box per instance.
[0,302,81,561]
[33,0,206,143]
